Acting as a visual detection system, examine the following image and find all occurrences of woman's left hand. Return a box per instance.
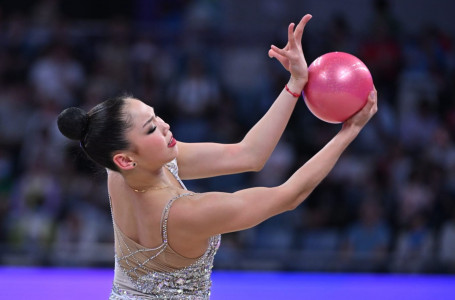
[268,14,312,90]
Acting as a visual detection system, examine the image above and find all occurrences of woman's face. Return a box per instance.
[124,98,178,169]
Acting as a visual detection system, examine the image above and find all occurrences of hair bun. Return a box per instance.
[57,107,89,140]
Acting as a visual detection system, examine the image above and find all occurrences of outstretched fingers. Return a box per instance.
[269,14,312,75]
[294,14,312,45]
[269,24,295,61]
[275,14,313,54]
[270,44,286,57]
[287,23,297,49]
[268,45,290,70]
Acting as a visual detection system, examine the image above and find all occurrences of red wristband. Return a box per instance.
[285,84,300,98]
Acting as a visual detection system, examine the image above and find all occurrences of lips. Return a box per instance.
[168,136,177,147]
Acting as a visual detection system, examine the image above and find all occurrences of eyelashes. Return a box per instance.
[146,114,161,134]
[147,126,157,134]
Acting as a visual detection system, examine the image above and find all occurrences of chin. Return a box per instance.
[168,151,178,163]
[171,144,179,155]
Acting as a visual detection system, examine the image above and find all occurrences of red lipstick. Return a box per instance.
[168,136,176,147]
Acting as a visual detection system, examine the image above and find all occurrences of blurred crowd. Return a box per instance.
[1,0,455,273]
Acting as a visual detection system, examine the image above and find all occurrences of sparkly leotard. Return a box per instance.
[109,159,221,299]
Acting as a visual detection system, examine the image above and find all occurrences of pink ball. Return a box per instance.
[303,52,373,123]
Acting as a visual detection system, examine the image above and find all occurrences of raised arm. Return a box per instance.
[177,15,312,179]
[172,90,377,239]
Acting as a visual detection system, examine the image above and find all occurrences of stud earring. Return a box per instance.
[132,162,137,167]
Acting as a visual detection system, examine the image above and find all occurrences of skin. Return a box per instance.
[107,14,378,260]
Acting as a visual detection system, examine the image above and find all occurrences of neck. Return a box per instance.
[122,166,172,194]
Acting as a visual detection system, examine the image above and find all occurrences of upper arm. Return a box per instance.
[170,186,295,238]
[176,141,259,179]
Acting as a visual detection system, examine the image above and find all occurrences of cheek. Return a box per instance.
[139,136,164,154]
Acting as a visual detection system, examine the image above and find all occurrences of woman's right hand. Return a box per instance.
[342,88,378,132]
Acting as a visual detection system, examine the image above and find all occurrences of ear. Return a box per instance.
[113,153,135,171]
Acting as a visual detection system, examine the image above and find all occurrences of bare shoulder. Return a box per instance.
[165,191,228,257]
[167,191,230,229]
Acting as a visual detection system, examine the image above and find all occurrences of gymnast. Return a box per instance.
[57,14,377,299]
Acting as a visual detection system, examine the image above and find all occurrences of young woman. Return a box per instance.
[57,14,377,299]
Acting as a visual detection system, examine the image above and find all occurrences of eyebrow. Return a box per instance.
[142,114,155,128]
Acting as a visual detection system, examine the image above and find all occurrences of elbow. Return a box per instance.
[285,190,312,211]
[286,198,302,211]
[251,158,267,172]
[238,142,267,172]
[274,185,303,211]
[287,196,306,211]
[239,157,264,173]
[246,151,267,172]
[249,150,268,172]
[285,202,298,211]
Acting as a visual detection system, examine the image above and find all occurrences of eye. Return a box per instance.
[147,126,157,134]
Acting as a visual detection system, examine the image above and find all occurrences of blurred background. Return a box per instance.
[0,0,455,275]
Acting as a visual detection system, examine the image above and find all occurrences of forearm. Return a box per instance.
[282,125,360,208]
[192,127,359,235]
[241,77,305,169]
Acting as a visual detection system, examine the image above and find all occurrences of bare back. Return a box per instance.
[107,159,207,257]
[107,159,221,299]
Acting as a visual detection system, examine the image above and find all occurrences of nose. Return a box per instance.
[158,117,170,132]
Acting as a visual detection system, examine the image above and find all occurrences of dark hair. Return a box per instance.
[57,96,133,171]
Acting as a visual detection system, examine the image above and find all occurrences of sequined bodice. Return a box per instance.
[109,159,221,300]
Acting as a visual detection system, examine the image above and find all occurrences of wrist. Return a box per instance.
[340,123,362,139]
[285,84,300,98]
[287,77,306,95]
